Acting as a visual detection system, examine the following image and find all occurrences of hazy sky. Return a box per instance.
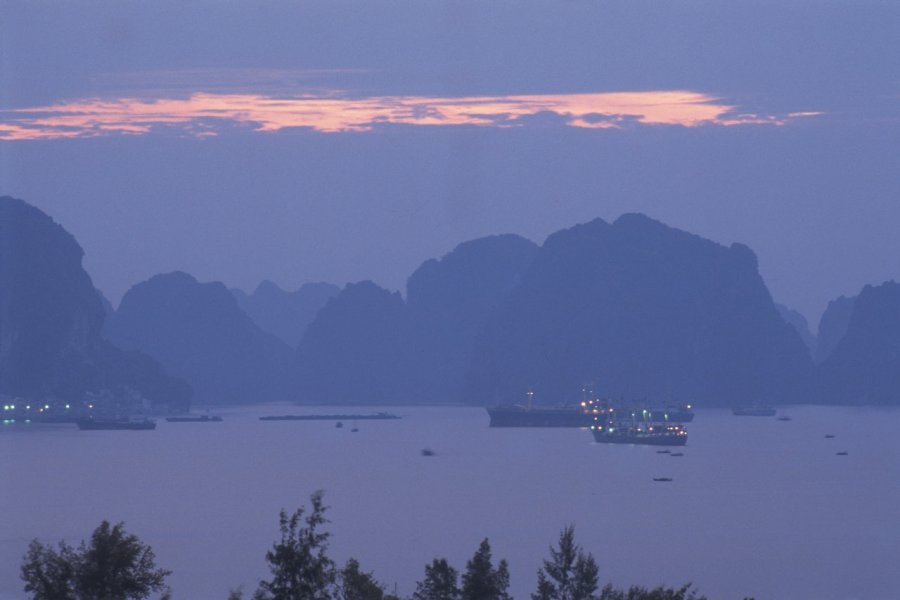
[1,0,897,324]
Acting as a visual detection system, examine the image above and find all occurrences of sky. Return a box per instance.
[0,0,898,325]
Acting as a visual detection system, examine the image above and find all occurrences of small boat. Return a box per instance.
[836,451,849,456]
[77,416,156,431]
[165,414,223,423]
[421,448,436,457]
[335,421,344,428]
[825,434,836,439]
[776,416,792,422]
[670,452,684,457]
[653,477,673,482]
[656,450,671,454]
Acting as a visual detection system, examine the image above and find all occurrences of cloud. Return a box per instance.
[0,90,822,141]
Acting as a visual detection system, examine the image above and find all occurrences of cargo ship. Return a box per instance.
[486,389,606,427]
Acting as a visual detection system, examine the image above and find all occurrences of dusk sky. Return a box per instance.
[1,0,898,322]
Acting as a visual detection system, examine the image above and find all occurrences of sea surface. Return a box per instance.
[2,405,899,600]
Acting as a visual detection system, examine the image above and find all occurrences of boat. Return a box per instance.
[590,421,687,446]
[335,421,344,428]
[165,415,223,423]
[732,406,777,417]
[420,448,436,457]
[77,416,156,431]
[656,450,671,454]
[836,451,849,456]
[776,415,792,422]
[260,412,400,421]
[670,452,684,457]
[486,389,604,427]
[825,434,836,439]
[653,477,673,482]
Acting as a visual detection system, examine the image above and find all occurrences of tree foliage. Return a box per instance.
[413,558,461,600]
[339,558,386,600]
[532,526,598,600]
[20,521,170,600]
[461,539,511,600]
[256,490,337,600]
[597,583,707,600]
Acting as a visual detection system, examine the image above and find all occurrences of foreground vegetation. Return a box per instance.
[22,492,746,600]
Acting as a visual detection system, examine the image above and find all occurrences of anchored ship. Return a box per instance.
[486,389,606,427]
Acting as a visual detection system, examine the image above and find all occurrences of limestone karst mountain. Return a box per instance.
[466,214,813,407]
[0,196,190,411]
[106,272,294,405]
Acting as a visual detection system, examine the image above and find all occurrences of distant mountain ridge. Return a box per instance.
[232,280,339,347]
[8,195,900,409]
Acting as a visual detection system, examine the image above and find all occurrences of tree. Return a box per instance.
[461,539,511,600]
[413,558,460,600]
[21,540,78,600]
[532,526,598,600]
[339,559,385,600]
[21,521,171,600]
[256,490,336,600]
[597,583,707,600]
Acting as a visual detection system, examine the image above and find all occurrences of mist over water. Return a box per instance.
[2,405,898,600]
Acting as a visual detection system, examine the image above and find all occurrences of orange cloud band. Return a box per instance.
[0,91,821,141]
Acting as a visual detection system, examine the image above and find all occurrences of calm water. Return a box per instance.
[2,405,899,600]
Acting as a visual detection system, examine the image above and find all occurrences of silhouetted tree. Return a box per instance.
[597,583,706,600]
[256,491,336,600]
[339,558,385,600]
[20,520,171,600]
[532,526,598,600]
[461,539,511,600]
[413,558,461,600]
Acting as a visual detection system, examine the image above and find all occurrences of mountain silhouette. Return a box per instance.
[815,294,856,363]
[466,214,813,407]
[296,281,407,404]
[776,303,816,356]
[295,235,538,404]
[405,234,539,403]
[817,281,900,404]
[105,271,294,405]
[232,280,339,347]
[0,196,190,410]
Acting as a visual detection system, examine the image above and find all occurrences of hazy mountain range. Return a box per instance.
[2,195,898,409]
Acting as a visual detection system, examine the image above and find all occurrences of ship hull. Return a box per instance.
[591,429,687,446]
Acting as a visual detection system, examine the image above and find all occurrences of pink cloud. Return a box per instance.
[0,90,821,141]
